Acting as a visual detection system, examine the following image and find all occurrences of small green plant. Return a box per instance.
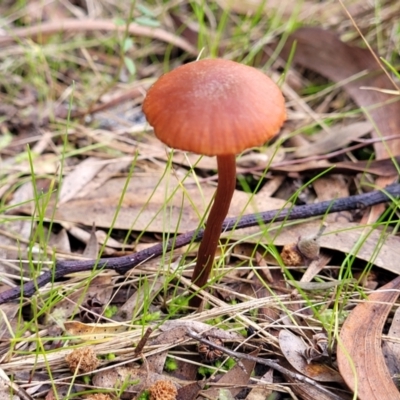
[104,305,118,319]
[168,296,190,315]
[137,390,150,400]
[106,353,117,361]
[142,311,161,323]
[198,365,213,378]
[164,357,178,372]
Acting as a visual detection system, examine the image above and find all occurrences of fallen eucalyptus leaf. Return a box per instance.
[337,275,400,399]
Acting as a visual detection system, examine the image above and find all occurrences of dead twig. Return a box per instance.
[186,330,343,400]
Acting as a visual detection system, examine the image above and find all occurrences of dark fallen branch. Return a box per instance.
[1,183,399,304]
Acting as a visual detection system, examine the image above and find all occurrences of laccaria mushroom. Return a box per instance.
[143,59,286,307]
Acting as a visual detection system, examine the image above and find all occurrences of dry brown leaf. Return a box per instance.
[63,320,128,342]
[283,364,350,400]
[76,158,134,199]
[158,320,244,345]
[82,225,99,259]
[176,382,204,400]
[59,157,105,204]
[48,173,287,233]
[200,347,260,399]
[245,368,273,400]
[312,175,351,223]
[145,327,190,376]
[115,277,164,321]
[271,155,400,177]
[279,330,342,382]
[294,121,373,158]
[281,27,400,159]
[281,27,400,224]
[299,253,332,284]
[48,228,71,253]
[231,221,400,275]
[337,275,400,399]
[0,303,19,343]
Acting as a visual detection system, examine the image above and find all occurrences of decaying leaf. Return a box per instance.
[279,330,342,382]
[200,348,260,399]
[245,368,273,400]
[293,121,373,158]
[63,320,128,342]
[59,157,106,204]
[337,275,400,399]
[115,277,164,321]
[177,381,204,400]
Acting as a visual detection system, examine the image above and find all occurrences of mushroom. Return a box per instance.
[143,58,286,308]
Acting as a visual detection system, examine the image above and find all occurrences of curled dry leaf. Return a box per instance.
[337,275,400,399]
[279,330,342,382]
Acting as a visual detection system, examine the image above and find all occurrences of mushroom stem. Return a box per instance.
[190,154,237,308]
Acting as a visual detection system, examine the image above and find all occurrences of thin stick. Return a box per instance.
[186,330,344,400]
[0,183,399,304]
[134,327,153,356]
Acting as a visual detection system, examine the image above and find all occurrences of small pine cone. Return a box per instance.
[65,347,99,373]
[149,380,177,400]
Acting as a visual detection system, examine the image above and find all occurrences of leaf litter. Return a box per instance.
[0,1,400,399]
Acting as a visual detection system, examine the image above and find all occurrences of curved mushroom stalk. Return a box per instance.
[190,154,236,307]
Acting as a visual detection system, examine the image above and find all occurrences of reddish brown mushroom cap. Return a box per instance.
[143,59,286,156]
